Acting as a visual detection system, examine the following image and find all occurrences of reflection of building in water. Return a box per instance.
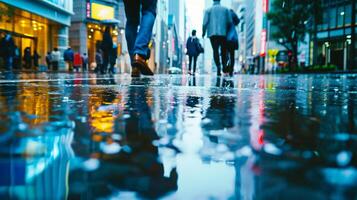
[88,87,121,133]
[0,128,74,199]
[17,75,50,125]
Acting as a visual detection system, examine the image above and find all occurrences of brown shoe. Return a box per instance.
[131,66,141,77]
[132,54,154,76]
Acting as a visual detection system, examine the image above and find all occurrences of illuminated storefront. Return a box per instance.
[0,0,73,69]
[70,0,125,66]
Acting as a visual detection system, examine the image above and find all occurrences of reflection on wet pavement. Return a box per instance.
[0,72,356,199]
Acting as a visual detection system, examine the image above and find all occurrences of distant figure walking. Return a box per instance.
[73,52,82,72]
[101,26,113,74]
[109,43,118,74]
[186,30,203,75]
[123,0,157,77]
[51,48,61,71]
[95,49,103,73]
[0,33,15,70]
[64,47,74,71]
[46,52,52,70]
[226,9,240,77]
[23,47,32,69]
[33,50,40,69]
[202,0,232,76]
[82,53,88,72]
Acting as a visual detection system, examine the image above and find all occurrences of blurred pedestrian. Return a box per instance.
[73,52,82,72]
[123,0,157,77]
[0,33,16,70]
[23,47,32,69]
[64,47,74,71]
[95,49,103,73]
[202,0,232,76]
[101,26,113,74]
[33,50,40,69]
[46,51,52,70]
[226,9,240,77]
[82,53,88,72]
[13,46,20,69]
[186,30,203,75]
[51,47,61,71]
[109,43,118,74]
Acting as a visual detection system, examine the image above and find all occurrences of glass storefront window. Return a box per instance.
[0,3,57,67]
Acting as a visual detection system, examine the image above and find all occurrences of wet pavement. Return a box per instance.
[0,72,356,200]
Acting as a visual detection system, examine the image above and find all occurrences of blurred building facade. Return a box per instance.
[0,0,73,69]
[315,0,356,70]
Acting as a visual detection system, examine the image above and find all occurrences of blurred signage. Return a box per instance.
[91,3,114,20]
[263,0,269,13]
[260,29,267,56]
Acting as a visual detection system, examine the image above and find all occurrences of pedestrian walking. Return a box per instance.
[82,53,88,72]
[73,52,82,72]
[0,33,16,70]
[33,50,40,69]
[202,0,232,76]
[123,0,157,77]
[226,9,240,77]
[101,26,113,74]
[46,52,52,70]
[95,49,103,73]
[109,44,118,74]
[23,47,32,69]
[63,47,74,71]
[186,30,203,75]
[51,48,61,71]
[13,46,20,69]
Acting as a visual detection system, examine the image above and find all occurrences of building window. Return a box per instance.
[337,6,344,27]
[329,7,337,28]
[344,4,352,25]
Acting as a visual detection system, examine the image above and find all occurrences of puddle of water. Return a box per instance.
[0,73,356,199]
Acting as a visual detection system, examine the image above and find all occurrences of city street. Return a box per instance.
[0,72,356,199]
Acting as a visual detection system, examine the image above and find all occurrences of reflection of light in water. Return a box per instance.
[18,81,50,125]
[88,88,120,133]
[249,81,266,151]
[25,131,74,182]
[163,154,235,200]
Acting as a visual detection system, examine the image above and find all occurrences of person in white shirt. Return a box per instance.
[51,47,61,71]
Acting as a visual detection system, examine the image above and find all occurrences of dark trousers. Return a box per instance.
[210,36,227,76]
[227,46,235,76]
[52,61,59,71]
[123,0,157,60]
[188,55,198,73]
[102,51,109,74]
[82,63,88,71]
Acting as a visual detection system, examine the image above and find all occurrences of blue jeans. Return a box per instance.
[123,0,157,60]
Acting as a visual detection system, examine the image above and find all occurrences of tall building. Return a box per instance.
[168,0,187,69]
[314,0,356,70]
[0,0,73,69]
[70,0,125,66]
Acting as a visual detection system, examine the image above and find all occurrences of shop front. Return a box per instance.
[70,0,125,69]
[0,0,72,69]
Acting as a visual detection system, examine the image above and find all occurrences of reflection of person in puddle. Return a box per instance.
[202,88,236,131]
[71,79,177,199]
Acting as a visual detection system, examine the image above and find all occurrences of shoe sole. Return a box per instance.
[132,61,154,76]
